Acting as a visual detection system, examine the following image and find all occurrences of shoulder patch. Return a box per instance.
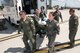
[74,16,78,19]
[30,19,34,22]
[28,17,33,21]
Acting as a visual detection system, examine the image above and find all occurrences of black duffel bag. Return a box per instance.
[39,25,46,34]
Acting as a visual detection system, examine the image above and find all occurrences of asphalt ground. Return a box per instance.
[0,18,80,53]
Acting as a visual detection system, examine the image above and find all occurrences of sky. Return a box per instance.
[50,0,80,8]
[0,0,3,6]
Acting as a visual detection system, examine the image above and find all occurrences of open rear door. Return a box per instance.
[37,0,47,13]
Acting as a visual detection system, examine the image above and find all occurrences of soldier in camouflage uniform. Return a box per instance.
[46,12,60,53]
[39,6,46,21]
[33,9,40,31]
[54,6,63,23]
[33,9,46,38]
[68,8,79,48]
[18,11,36,53]
[32,9,41,37]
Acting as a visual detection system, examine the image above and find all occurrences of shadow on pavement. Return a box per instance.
[4,47,23,53]
[56,43,80,52]
[55,39,80,52]
[0,21,17,34]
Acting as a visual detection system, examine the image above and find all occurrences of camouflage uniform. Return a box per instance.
[69,15,79,47]
[32,15,40,34]
[54,11,63,22]
[39,11,47,37]
[32,14,46,38]
[18,16,36,51]
[39,10,46,21]
[46,19,60,53]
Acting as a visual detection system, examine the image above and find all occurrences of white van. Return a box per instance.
[3,0,47,25]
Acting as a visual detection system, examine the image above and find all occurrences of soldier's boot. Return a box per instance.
[52,47,56,53]
[23,45,31,52]
[48,47,56,53]
[68,41,75,48]
[23,47,30,53]
[48,48,52,53]
[70,43,74,48]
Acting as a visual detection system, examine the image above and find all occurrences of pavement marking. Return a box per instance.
[35,39,80,53]
[0,33,23,42]
[35,49,47,53]
[75,40,80,44]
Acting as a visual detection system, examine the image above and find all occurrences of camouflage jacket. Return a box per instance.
[46,19,60,36]
[69,15,79,30]
[18,16,35,35]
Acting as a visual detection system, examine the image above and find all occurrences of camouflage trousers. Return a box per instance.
[23,34,36,51]
[47,34,57,53]
[69,29,77,46]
